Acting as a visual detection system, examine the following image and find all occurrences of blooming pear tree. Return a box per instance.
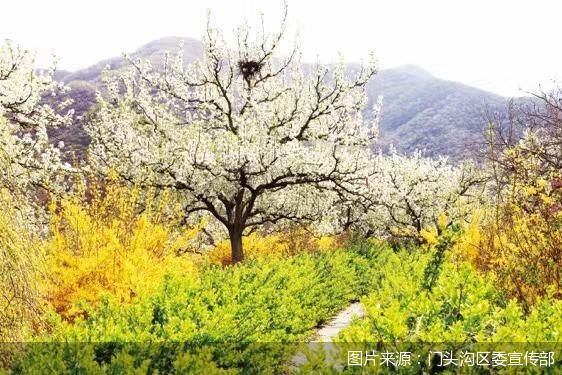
[86,8,379,262]
[358,150,485,239]
[0,40,73,200]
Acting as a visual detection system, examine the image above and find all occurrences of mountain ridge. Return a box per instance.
[55,37,513,160]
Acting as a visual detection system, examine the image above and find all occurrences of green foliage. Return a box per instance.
[421,224,460,292]
[333,248,562,373]
[10,248,386,374]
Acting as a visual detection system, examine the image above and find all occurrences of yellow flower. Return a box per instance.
[45,179,200,319]
[438,212,448,232]
[420,228,439,245]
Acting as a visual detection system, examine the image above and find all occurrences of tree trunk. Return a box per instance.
[229,228,244,264]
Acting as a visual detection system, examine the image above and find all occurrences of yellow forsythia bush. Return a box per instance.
[0,190,43,342]
[456,176,562,310]
[477,206,562,308]
[448,209,484,263]
[206,228,340,265]
[45,176,200,319]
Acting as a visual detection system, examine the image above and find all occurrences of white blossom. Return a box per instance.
[356,149,484,239]
[86,6,379,262]
[0,40,73,201]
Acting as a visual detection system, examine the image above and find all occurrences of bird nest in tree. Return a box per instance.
[238,60,263,80]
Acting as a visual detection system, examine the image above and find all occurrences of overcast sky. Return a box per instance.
[1,0,561,96]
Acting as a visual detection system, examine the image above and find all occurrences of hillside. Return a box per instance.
[55,37,511,159]
[367,65,508,158]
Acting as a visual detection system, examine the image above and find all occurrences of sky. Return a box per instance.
[1,0,561,97]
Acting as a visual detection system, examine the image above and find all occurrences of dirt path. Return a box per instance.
[290,302,365,369]
[312,302,365,342]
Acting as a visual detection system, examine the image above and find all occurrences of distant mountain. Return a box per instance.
[366,65,509,159]
[60,37,202,84]
[55,37,513,160]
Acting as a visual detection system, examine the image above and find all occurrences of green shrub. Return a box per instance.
[10,247,388,374]
[333,249,562,373]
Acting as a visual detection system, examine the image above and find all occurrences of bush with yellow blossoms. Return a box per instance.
[205,227,342,265]
[470,123,562,308]
[45,176,200,320]
[0,190,43,342]
[474,175,562,310]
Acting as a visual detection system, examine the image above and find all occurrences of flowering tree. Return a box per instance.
[86,8,379,262]
[0,40,72,200]
[357,150,485,240]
